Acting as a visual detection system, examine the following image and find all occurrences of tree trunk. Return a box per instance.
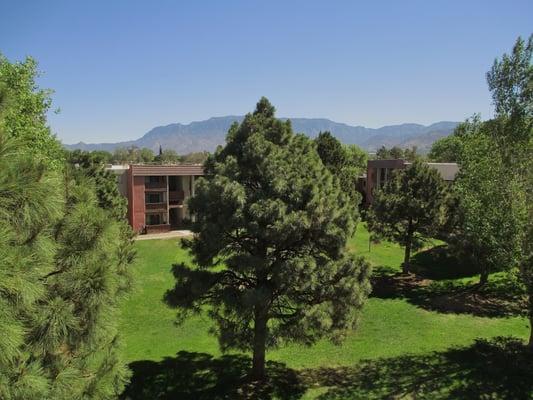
[479,267,489,286]
[403,242,411,274]
[528,287,533,351]
[251,308,268,381]
[403,222,413,274]
[529,314,533,349]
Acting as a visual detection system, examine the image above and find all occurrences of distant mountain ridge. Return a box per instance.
[65,116,459,154]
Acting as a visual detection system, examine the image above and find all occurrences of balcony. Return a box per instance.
[169,190,185,205]
[145,202,167,211]
[145,181,167,190]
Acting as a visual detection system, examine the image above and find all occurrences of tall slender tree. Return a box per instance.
[485,34,532,345]
[165,98,371,380]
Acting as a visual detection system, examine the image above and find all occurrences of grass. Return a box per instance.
[119,225,531,399]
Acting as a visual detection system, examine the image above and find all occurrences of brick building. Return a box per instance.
[108,164,204,234]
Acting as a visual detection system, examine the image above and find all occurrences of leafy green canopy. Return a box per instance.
[166,98,371,378]
[449,35,531,291]
[476,35,532,344]
[452,119,524,284]
[0,55,64,169]
[367,160,447,273]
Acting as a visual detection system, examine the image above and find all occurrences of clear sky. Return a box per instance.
[1,0,532,144]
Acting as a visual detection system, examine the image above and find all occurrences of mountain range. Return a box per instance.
[65,116,459,154]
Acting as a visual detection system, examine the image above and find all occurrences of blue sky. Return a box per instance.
[2,1,532,144]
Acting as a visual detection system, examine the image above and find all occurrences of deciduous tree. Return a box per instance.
[0,54,64,169]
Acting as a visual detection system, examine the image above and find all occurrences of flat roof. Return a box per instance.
[129,164,204,176]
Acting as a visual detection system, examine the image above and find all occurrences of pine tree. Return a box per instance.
[165,98,371,380]
[0,57,134,399]
[367,160,447,274]
[314,131,366,205]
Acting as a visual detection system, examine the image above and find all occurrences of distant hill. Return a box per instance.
[65,116,459,154]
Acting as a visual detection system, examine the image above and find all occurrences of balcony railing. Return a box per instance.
[169,190,185,204]
[145,202,167,211]
[145,181,167,190]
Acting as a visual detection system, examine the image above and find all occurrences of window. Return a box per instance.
[380,168,386,186]
[146,214,160,225]
[146,213,167,225]
[145,193,163,204]
[145,176,164,185]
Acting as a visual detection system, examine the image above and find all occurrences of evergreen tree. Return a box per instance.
[376,145,404,160]
[67,150,128,219]
[314,131,366,205]
[165,98,371,380]
[0,58,134,399]
[367,160,447,274]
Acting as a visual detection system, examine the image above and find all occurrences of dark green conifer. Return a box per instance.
[165,98,371,380]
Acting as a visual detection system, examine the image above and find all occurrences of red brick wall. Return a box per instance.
[132,176,146,232]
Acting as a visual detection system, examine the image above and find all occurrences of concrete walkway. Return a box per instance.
[135,230,193,241]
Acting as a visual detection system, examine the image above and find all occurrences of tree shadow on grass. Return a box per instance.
[304,337,533,400]
[371,246,527,318]
[122,338,533,400]
[410,245,479,280]
[121,351,305,400]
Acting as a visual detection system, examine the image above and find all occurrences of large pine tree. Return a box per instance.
[165,98,371,380]
[0,57,134,399]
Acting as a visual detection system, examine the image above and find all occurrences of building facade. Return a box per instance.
[365,159,459,204]
[108,164,204,234]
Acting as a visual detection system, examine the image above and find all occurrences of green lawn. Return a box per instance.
[119,226,531,399]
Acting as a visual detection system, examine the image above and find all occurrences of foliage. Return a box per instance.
[486,35,532,118]
[0,54,64,169]
[67,149,128,220]
[0,75,134,399]
[453,121,523,284]
[182,151,210,164]
[112,147,130,163]
[155,148,181,163]
[139,147,154,162]
[112,146,154,164]
[486,34,533,345]
[375,145,419,161]
[314,131,367,205]
[165,98,371,379]
[367,160,447,273]
[428,134,463,162]
[0,133,135,399]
